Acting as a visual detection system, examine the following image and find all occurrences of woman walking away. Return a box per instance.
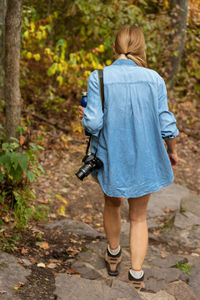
[78,25,178,292]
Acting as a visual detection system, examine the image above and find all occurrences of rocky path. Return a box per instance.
[0,183,200,299]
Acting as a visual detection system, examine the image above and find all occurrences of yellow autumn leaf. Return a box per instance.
[36,31,42,40]
[57,205,66,216]
[44,47,52,55]
[26,52,32,59]
[24,31,29,39]
[55,194,68,206]
[106,59,112,65]
[13,286,19,290]
[30,22,35,33]
[98,44,104,52]
[33,54,41,61]
[56,75,64,86]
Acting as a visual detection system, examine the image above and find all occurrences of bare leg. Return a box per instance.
[103,193,122,249]
[128,194,150,270]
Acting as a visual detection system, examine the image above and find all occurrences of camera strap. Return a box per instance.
[97,69,105,112]
[85,69,104,155]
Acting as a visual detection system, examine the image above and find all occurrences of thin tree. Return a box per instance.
[5,0,22,141]
[0,0,7,98]
[166,0,188,90]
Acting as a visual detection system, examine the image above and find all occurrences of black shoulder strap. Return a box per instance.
[97,69,104,112]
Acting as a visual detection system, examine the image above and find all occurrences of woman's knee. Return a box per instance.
[128,194,150,222]
[104,194,122,207]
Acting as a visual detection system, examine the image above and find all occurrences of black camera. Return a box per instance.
[76,153,103,181]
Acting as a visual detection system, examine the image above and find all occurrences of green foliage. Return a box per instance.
[173,262,192,275]
[0,231,20,252]
[0,124,48,250]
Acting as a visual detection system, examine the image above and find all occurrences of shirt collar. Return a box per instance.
[112,59,138,67]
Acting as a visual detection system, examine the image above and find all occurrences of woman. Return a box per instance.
[78,25,178,292]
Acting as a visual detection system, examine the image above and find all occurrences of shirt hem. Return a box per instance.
[97,178,174,198]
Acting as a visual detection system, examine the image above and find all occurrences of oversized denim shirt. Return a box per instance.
[82,59,179,198]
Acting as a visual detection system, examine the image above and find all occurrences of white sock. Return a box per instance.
[129,268,144,279]
[107,244,121,256]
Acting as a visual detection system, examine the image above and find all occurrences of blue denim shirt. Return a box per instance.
[82,59,179,198]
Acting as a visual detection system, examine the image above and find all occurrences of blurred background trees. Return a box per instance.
[18,0,199,122]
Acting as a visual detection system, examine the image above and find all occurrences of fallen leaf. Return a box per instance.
[19,135,26,146]
[30,257,36,264]
[0,290,7,294]
[39,242,49,250]
[18,282,24,287]
[37,262,46,268]
[164,207,170,213]
[38,198,49,204]
[84,204,92,209]
[49,213,57,218]
[57,205,66,216]
[13,286,19,290]
[66,269,77,274]
[21,248,28,255]
[2,215,10,223]
[55,194,68,206]
[69,238,78,243]
[160,252,167,259]
[47,263,57,269]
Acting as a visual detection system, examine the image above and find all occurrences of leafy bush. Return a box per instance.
[0,124,48,250]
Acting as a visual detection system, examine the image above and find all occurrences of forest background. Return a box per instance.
[0,0,199,250]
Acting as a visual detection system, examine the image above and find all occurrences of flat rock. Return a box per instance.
[180,195,200,217]
[151,255,187,269]
[45,219,103,238]
[140,290,175,300]
[148,183,190,218]
[55,274,142,300]
[165,280,198,300]
[174,212,200,229]
[152,224,200,250]
[188,265,200,298]
[0,252,31,300]
[144,267,188,293]
[71,261,101,279]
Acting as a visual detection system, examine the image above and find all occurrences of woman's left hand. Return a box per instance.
[78,106,84,119]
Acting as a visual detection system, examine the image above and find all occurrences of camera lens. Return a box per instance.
[75,169,85,181]
[75,163,93,180]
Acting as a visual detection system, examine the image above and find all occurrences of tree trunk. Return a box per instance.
[5,0,22,140]
[166,0,188,90]
[0,0,7,98]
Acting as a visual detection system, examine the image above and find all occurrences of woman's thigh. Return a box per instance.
[104,193,123,207]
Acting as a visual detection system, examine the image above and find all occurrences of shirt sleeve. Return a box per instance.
[158,78,179,140]
[82,70,104,137]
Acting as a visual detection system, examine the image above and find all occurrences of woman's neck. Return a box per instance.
[117,54,128,60]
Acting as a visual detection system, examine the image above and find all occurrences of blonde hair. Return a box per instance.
[114,25,147,67]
